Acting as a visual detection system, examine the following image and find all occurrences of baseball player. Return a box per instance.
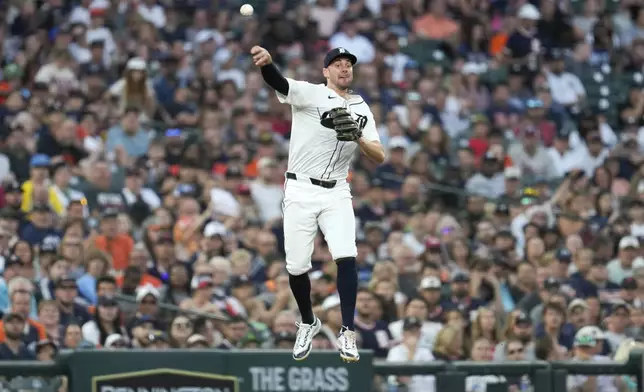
[251,45,385,362]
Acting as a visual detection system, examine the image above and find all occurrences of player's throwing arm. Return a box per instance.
[251,45,384,363]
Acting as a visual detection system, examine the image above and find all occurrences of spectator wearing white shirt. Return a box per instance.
[547,128,578,177]
[34,50,79,95]
[567,329,618,392]
[389,292,442,350]
[386,317,436,392]
[466,337,506,392]
[250,158,283,224]
[563,129,609,177]
[508,125,559,180]
[329,17,375,64]
[86,7,117,67]
[137,0,167,29]
[607,236,640,285]
[465,152,506,199]
[545,49,586,107]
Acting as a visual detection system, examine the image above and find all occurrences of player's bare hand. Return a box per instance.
[250,46,272,67]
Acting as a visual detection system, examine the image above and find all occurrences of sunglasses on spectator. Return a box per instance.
[141,299,157,305]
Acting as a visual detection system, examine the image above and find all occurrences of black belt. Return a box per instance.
[286,172,337,189]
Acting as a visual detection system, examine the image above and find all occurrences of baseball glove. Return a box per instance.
[320,107,362,142]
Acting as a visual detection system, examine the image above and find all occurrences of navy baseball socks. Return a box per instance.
[335,257,360,362]
[289,272,321,361]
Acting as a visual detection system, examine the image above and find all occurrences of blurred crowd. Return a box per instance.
[3,0,644,391]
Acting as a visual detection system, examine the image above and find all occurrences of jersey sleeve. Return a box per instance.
[361,109,381,142]
[275,78,319,107]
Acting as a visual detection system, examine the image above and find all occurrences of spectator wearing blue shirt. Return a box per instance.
[375,137,411,195]
[53,277,91,327]
[77,249,112,305]
[572,260,621,301]
[354,288,392,358]
[105,107,150,159]
[0,312,36,360]
[19,205,61,247]
[444,273,485,319]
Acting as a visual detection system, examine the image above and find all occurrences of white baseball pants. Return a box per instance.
[282,173,357,276]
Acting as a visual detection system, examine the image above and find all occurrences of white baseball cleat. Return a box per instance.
[337,328,360,363]
[293,317,321,361]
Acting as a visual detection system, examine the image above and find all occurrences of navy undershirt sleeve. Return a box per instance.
[260,63,289,96]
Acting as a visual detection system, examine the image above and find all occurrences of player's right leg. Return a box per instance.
[282,181,322,360]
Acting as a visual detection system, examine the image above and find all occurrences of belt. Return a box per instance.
[286,172,337,189]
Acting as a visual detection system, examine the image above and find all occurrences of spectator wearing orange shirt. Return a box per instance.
[94,209,134,272]
[413,0,459,41]
[0,290,46,346]
[115,244,163,289]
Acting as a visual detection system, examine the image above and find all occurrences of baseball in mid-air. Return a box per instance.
[240,4,254,16]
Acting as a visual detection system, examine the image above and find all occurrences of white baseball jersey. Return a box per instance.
[276,78,380,181]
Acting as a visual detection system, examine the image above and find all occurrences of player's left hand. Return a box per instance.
[320,107,362,142]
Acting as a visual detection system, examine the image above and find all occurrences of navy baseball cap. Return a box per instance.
[30,154,50,168]
[324,48,357,68]
[555,248,573,263]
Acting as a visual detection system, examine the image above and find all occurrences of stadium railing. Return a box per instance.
[0,349,640,392]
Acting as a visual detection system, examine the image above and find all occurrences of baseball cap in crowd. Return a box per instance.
[543,277,561,291]
[148,330,169,344]
[165,128,182,138]
[55,276,77,289]
[203,221,228,238]
[29,154,50,168]
[555,248,573,263]
[452,273,470,283]
[34,339,58,354]
[37,241,57,254]
[402,317,423,331]
[155,232,174,244]
[186,334,209,347]
[3,311,25,323]
[231,275,253,289]
[257,157,277,170]
[97,296,118,307]
[131,315,156,329]
[518,3,541,20]
[504,167,521,180]
[104,334,128,348]
[32,204,51,214]
[495,203,510,216]
[622,277,638,290]
[568,298,589,312]
[191,275,214,290]
[515,312,532,326]
[609,301,630,315]
[100,208,119,220]
[619,236,640,250]
[321,295,341,311]
[388,136,410,152]
[574,328,597,347]
[580,325,605,340]
[4,254,22,269]
[136,285,160,302]
[3,182,21,194]
[274,331,297,344]
[324,47,357,68]
[425,237,441,251]
[419,276,442,290]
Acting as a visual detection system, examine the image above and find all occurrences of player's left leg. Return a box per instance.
[318,186,360,362]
